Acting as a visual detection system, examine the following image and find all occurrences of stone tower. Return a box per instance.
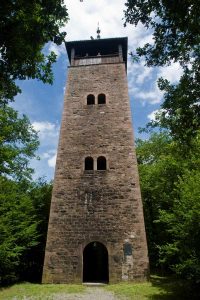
[42,37,149,283]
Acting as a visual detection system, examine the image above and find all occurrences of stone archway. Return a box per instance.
[83,241,109,283]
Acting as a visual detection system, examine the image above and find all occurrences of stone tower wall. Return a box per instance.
[42,61,149,283]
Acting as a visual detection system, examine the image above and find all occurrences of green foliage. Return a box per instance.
[0,177,39,284]
[0,1,65,284]
[21,179,52,282]
[159,169,200,282]
[0,177,52,285]
[149,65,200,145]
[0,104,39,180]
[0,0,69,103]
[124,0,200,143]
[126,2,200,279]
[136,130,200,284]
[0,101,52,283]
[124,0,200,66]
[136,131,180,269]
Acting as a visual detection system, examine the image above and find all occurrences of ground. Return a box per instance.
[0,286,122,300]
[45,287,125,300]
[0,276,198,300]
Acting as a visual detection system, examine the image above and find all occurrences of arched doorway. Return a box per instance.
[83,241,109,283]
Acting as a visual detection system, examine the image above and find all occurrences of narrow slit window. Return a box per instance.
[85,157,94,170]
[87,94,95,105]
[98,94,106,104]
[97,156,107,170]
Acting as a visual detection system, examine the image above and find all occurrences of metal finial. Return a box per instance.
[97,23,101,39]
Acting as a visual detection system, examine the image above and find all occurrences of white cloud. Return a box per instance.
[41,149,57,159]
[128,61,153,91]
[135,65,154,85]
[128,61,163,104]
[147,108,169,121]
[193,101,200,106]
[127,61,182,105]
[138,33,153,48]
[137,86,163,104]
[32,121,59,143]
[31,121,60,177]
[49,42,66,58]
[33,121,56,132]
[158,63,183,83]
[48,153,57,168]
[12,89,41,118]
[64,1,151,46]
[42,152,51,159]
[147,110,159,121]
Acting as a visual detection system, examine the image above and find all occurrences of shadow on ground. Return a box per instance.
[149,275,200,300]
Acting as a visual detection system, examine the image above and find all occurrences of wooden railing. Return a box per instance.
[73,54,122,66]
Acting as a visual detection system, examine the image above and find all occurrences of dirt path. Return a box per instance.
[50,287,126,300]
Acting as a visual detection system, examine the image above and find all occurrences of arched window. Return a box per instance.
[87,94,95,105]
[85,157,94,170]
[98,93,106,104]
[97,156,107,170]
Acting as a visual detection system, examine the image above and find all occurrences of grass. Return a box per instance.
[0,283,85,300]
[0,276,199,300]
[105,275,198,300]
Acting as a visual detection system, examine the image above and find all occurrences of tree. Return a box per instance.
[0,0,67,284]
[0,0,68,103]
[0,102,52,283]
[136,131,181,270]
[0,104,39,180]
[124,0,200,142]
[0,177,52,284]
[124,0,200,66]
[159,169,200,284]
[22,179,52,282]
[0,177,39,284]
[149,66,200,145]
[136,129,200,285]
[0,101,39,284]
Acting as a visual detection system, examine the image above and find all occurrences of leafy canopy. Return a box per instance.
[124,0,200,66]
[124,0,200,143]
[0,0,69,103]
[0,101,52,284]
[0,104,39,180]
[0,0,68,285]
[136,130,200,284]
[159,169,200,282]
[155,69,200,145]
[0,177,52,284]
[0,177,39,284]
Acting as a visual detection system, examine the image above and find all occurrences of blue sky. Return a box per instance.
[12,0,182,181]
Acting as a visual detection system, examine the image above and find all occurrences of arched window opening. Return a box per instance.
[87,94,95,105]
[97,156,107,170]
[85,157,94,170]
[83,241,109,283]
[98,93,106,104]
